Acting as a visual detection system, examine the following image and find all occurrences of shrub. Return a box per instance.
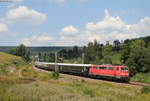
[0,68,8,74]
[141,86,150,94]
[51,71,60,80]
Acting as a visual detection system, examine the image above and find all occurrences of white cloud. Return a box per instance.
[49,0,66,5]
[131,17,150,36]
[0,23,8,32]
[6,6,47,25]
[21,33,53,46]
[61,25,79,34]
[13,0,24,2]
[0,22,16,35]
[49,0,88,5]
[56,8,150,46]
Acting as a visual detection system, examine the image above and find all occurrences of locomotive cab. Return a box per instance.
[115,66,130,82]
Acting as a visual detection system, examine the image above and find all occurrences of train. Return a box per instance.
[35,62,130,82]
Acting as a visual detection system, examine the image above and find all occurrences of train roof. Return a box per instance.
[35,62,128,67]
[35,62,91,67]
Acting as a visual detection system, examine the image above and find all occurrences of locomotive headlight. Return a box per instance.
[121,73,125,75]
[121,73,129,75]
[126,73,129,75]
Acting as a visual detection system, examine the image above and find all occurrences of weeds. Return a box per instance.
[69,82,82,88]
[82,88,95,97]
[69,81,95,97]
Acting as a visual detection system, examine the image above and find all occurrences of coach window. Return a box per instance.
[93,66,98,69]
[108,67,114,70]
[101,67,104,69]
[117,67,119,70]
[103,67,106,69]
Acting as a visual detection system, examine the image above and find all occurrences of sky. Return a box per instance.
[0,0,150,46]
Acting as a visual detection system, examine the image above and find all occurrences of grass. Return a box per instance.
[0,52,150,101]
[0,52,25,65]
[131,73,150,83]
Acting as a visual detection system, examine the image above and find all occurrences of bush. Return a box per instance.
[51,71,60,80]
[141,86,150,94]
[0,68,8,74]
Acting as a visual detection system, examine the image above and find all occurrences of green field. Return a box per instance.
[0,52,150,101]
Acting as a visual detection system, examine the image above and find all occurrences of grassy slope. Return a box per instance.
[0,52,23,65]
[0,52,150,101]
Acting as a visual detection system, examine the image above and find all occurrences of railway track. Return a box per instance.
[33,65,150,87]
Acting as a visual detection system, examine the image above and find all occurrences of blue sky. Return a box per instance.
[0,0,150,46]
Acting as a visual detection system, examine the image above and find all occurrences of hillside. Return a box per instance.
[0,52,150,101]
[0,52,23,65]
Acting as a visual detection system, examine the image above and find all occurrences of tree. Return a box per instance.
[24,51,31,62]
[10,44,31,62]
[72,46,79,58]
[43,53,47,62]
[10,44,26,57]
[48,53,55,62]
[120,43,130,63]
[103,41,112,57]
[125,40,150,74]
[84,40,103,64]
[38,52,42,61]
[113,40,121,51]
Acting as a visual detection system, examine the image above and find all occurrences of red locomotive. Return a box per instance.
[89,64,130,82]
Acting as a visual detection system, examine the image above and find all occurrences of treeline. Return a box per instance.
[37,46,82,63]
[10,36,150,75]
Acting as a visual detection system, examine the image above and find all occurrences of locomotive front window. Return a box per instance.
[121,67,128,71]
